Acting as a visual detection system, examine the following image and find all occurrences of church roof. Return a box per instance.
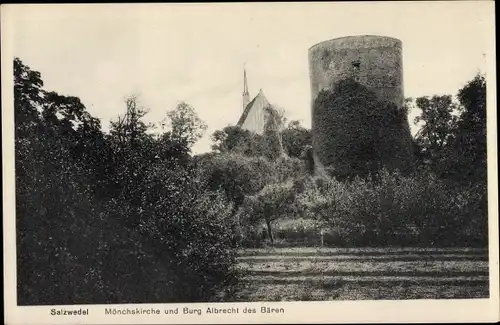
[237,90,268,127]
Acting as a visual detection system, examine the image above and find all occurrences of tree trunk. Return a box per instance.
[265,217,274,246]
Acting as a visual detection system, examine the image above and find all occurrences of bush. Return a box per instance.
[16,132,241,304]
[197,152,305,213]
[296,170,487,247]
[236,176,313,247]
[196,153,276,212]
[15,129,177,304]
[132,163,241,302]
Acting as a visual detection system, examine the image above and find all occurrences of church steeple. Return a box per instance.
[242,64,250,110]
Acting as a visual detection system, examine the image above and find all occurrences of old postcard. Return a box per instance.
[2,2,498,324]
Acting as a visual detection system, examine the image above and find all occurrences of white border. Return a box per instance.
[2,3,499,324]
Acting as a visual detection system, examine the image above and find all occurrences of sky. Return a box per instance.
[6,2,494,154]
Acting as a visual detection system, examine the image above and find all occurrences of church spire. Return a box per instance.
[242,64,250,110]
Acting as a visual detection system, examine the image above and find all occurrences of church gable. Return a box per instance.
[237,67,271,135]
[237,96,258,127]
[237,91,270,135]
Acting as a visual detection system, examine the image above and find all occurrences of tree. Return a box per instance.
[107,96,156,226]
[163,101,207,149]
[211,125,265,156]
[262,105,285,161]
[413,95,459,174]
[14,58,115,304]
[130,162,240,302]
[14,57,45,139]
[211,126,245,153]
[109,95,150,148]
[412,73,487,182]
[281,120,312,159]
[40,90,111,196]
[452,74,487,183]
[241,181,298,246]
[197,153,276,214]
[300,144,315,175]
[14,58,241,304]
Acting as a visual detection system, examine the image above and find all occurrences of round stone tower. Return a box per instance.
[308,35,414,176]
[309,35,404,107]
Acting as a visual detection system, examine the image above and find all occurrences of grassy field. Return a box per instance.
[231,247,489,301]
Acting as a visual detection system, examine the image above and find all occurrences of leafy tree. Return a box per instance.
[240,181,298,246]
[281,120,312,159]
[14,58,241,305]
[107,96,156,226]
[211,126,247,153]
[412,73,487,183]
[197,153,276,214]
[14,58,113,304]
[109,95,151,148]
[153,101,208,165]
[300,144,315,175]
[413,95,459,174]
[295,169,487,247]
[140,164,239,299]
[211,125,265,156]
[262,105,285,161]
[14,57,45,139]
[451,74,487,182]
[163,101,207,149]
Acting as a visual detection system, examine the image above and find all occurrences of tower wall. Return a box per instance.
[308,35,414,175]
[309,35,404,107]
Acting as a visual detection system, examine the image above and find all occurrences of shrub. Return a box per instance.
[196,153,275,212]
[281,120,312,159]
[197,153,305,214]
[237,179,302,246]
[115,162,241,302]
[15,129,177,304]
[17,134,241,304]
[296,170,488,247]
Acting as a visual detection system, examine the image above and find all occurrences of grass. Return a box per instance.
[230,247,489,301]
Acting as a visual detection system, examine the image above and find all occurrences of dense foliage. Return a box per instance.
[281,120,313,159]
[211,109,311,160]
[312,78,415,179]
[413,74,487,183]
[15,58,239,305]
[296,171,487,247]
[14,55,488,305]
[207,75,488,249]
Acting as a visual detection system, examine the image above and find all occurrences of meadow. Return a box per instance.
[232,247,489,301]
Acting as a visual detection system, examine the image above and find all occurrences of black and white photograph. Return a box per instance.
[2,2,498,324]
